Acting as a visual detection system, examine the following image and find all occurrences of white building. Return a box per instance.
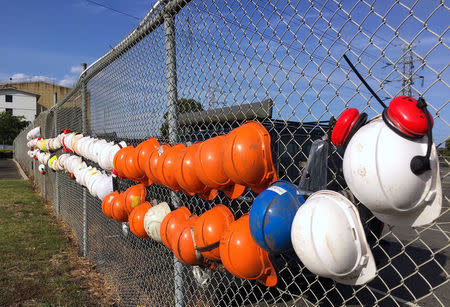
[0,87,40,122]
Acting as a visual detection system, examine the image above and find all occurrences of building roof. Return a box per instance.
[0,81,72,90]
[0,87,40,100]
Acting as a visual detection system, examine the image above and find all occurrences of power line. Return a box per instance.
[176,30,377,98]
[263,1,382,62]
[85,0,140,20]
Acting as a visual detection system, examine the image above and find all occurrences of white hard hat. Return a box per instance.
[92,139,107,163]
[53,157,62,171]
[97,142,115,170]
[73,135,86,155]
[68,133,81,152]
[77,137,91,157]
[83,167,96,187]
[143,202,171,242]
[57,154,70,171]
[93,175,113,200]
[53,137,62,150]
[84,138,96,160]
[291,190,376,285]
[38,163,46,174]
[65,156,77,173]
[27,126,41,140]
[47,138,56,151]
[343,116,442,227]
[62,133,75,152]
[76,167,89,186]
[42,153,51,166]
[106,141,127,171]
[86,169,100,194]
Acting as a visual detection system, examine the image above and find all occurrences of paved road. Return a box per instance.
[0,159,23,180]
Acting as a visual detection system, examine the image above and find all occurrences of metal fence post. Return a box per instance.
[54,100,60,217]
[81,63,89,257]
[42,120,46,199]
[164,11,184,307]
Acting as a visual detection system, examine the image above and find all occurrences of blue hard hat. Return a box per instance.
[249,180,305,253]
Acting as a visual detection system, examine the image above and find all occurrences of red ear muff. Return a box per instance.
[383,96,434,175]
[382,96,433,139]
[331,108,368,148]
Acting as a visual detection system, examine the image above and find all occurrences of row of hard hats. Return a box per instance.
[26,126,40,141]
[100,183,278,287]
[27,148,113,200]
[330,96,442,227]
[249,180,376,285]
[100,180,373,286]
[27,136,62,152]
[60,131,127,171]
[113,121,278,200]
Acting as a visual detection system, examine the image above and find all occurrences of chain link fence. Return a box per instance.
[13,0,449,306]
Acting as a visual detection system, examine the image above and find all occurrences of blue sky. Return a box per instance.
[0,0,151,86]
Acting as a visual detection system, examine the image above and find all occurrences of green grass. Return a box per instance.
[0,180,95,306]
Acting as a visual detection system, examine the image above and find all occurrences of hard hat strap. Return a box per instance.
[342,54,387,109]
[196,240,220,252]
[410,97,433,175]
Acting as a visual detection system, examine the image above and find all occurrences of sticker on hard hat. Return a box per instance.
[266,185,287,195]
[131,196,141,209]
[49,155,57,165]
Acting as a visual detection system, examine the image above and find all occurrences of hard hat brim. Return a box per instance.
[372,145,442,228]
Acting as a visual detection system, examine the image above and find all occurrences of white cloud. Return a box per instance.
[6,73,56,83]
[70,65,83,74]
[0,64,82,88]
[58,75,78,87]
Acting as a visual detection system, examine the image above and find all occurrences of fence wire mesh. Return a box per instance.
[13,0,449,306]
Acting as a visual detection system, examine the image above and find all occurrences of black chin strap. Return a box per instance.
[410,97,433,175]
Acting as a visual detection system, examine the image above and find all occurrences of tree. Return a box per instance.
[445,138,450,156]
[0,112,30,145]
[160,98,203,139]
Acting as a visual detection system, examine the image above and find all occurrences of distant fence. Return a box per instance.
[14,0,449,306]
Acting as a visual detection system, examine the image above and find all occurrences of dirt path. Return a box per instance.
[0,159,22,180]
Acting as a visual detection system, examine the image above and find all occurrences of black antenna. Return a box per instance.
[343,54,387,109]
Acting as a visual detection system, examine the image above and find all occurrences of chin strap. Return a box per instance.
[410,97,433,175]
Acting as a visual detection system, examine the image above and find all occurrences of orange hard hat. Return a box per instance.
[219,214,277,287]
[160,206,191,251]
[113,146,134,179]
[157,143,186,191]
[145,144,170,186]
[102,191,118,219]
[110,193,128,222]
[223,121,277,193]
[129,202,152,238]
[173,215,203,266]
[176,143,217,200]
[124,183,147,215]
[195,135,245,199]
[135,138,160,184]
[194,204,234,261]
[124,147,146,182]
